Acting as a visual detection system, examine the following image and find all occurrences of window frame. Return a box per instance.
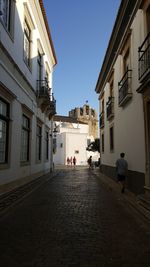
[23,19,31,68]
[109,125,114,152]
[45,130,49,161]
[36,123,42,162]
[0,0,14,36]
[101,133,104,153]
[0,97,10,164]
[37,50,43,81]
[20,114,30,164]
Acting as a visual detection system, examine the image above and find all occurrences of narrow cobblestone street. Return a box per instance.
[0,167,150,267]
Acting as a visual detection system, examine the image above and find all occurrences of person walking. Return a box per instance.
[116,152,128,193]
[73,156,76,168]
[67,157,70,165]
[87,156,92,169]
[70,157,72,166]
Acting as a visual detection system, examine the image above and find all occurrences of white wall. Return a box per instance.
[54,131,88,166]
[100,9,146,173]
[0,0,56,187]
[53,121,100,166]
[0,0,54,90]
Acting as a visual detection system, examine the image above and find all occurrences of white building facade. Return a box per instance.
[53,116,99,166]
[0,0,57,193]
[96,0,150,195]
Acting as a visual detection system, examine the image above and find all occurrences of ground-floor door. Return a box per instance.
[146,99,150,189]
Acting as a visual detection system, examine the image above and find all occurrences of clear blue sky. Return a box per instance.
[43,0,120,116]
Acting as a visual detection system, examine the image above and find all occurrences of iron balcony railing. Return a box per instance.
[36,79,56,116]
[99,112,104,128]
[106,96,114,120]
[138,31,150,81]
[36,79,50,98]
[118,69,132,106]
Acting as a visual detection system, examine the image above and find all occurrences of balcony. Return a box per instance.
[118,70,132,106]
[99,112,104,128]
[36,79,56,117]
[138,32,150,82]
[106,97,114,120]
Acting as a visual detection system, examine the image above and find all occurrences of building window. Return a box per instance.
[0,98,9,164]
[86,105,89,115]
[36,124,42,161]
[45,70,49,83]
[24,19,31,67]
[91,109,95,117]
[123,48,130,73]
[110,126,114,151]
[75,150,79,154]
[101,133,104,153]
[21,115,30,163]
[118,36,132,106]
[80,108,83,116]
[45,131,49,160]
[37,51,42,82]
[100,98,105,128]
[0,0,12,32]
[107,74,114,120]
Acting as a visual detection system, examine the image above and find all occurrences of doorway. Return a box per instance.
[146,100,150,187]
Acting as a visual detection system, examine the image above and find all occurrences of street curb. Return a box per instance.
[93,170,150,226]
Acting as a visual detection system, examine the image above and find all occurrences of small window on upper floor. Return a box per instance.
[80,108,83,116]
[110,76,114,97]
[123,48,130,73]
[0,0,15,36]
[86,105,89,115]
[23,3,35,70]
[100,94,105,128]
[106,72,114,120]
[118,35,132,107]
[109,126,114,152]
[91,109,95,117]
[37,50,43,81]
[121,35,131,75]
[24,19,31,68]
[45,70,49,83]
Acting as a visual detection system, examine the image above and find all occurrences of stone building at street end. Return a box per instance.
[95,0,150,195]
[0,0,57,194]
[69,104,98,140]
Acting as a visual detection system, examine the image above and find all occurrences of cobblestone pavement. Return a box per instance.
[0,167,150,267]
[0,172,58,216]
